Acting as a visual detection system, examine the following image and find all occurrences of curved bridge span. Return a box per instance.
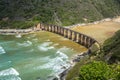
[37,23,100,52]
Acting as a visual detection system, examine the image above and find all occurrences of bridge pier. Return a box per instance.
[48,25,51,31]
[85,37,89,48]
[51,25,54,32]
[60,28,64,36]
[60,27,62,35]
[89,39,95,47]
[45,25,48,31]
[76,33,80,42]
[79,34,83,45]
[64,29,68,38]
[58,26,61,34]
[55,26,58,33]
[83,36,86,46]
[39,23,100,50]
[69,30,72,39]
[73,32,77,41]
[49,25,52,32]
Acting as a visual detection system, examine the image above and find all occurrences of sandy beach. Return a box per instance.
[71,17,120,44]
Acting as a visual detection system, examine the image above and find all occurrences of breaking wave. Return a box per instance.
[0,68,21,80]
[0,46,6,54]
[15,34,21,38]
[17,40,32,47]
[35,51,70,74]
[38,42,54,51]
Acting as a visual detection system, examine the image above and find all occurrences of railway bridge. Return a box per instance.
[37,23,100,53]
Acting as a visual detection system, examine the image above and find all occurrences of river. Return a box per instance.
[0,31,86,80]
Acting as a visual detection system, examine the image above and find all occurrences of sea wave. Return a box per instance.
[38,42,54,51]
[15,34,22,38]
[35,51,70,74]
[0,46,6,54]
[27,34,36,39]
[17,40,32,47]
[56,51,68,59]
[58,46,73,52]
[0,68,21,80]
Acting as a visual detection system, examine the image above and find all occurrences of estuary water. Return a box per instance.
[0,31,86,80]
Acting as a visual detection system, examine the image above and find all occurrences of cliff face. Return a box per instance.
[0,0,120,28]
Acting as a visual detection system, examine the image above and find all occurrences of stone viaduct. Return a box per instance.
[0,23,101,52]
[37,23,100,52]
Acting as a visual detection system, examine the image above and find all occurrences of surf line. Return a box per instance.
[0,23,101,80]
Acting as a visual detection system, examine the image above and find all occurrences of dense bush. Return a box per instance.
[75,61,120,80]
[0,0,120,28]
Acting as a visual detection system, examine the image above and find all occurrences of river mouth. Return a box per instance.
[0,31,87,80]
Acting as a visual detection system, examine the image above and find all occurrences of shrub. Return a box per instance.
[76,61,119,80]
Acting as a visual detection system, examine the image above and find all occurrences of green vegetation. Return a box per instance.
[66,30,120,80]
[75,61,120,80]
[103,30,120,63]
[0,20,39,29]
[0,0,120,28]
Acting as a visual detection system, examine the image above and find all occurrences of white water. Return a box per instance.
[35,50,70,75]
[38,42,54,51]
[0,46,6,54]
[17,40,32,47]
[0,68,21,80]
[15,34,22,38]
[0,32,83,80]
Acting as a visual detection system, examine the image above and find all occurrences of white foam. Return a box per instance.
[38,42,54,51]
[0,68,19,76]
[0,46,5,54]
[41,42,53,46]
[56,51,68,59]
[35,51,70,74]
[58,46,71,52]
[0,68,21,80]
[17,40,32,47]
[15,34,21,38]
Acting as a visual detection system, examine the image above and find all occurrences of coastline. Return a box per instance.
[0,16,119,80]
[0,26,42,35]
[0,16,120,35]
[65,16,120,28]
[64,18,111,28]
[57,50,90,80]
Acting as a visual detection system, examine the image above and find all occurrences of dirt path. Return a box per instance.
[71,17,120,44]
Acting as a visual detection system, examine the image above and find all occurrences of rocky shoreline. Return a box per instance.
[55,49,91,80]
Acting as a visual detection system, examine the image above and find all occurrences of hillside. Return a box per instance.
[103,30,120,63]
[0,0,120,28]
[72,17,120,44]
[66,30,120,80]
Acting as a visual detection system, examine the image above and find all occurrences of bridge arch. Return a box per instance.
[38,23,101,53]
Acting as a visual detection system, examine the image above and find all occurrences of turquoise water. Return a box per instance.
[0,31,86,80]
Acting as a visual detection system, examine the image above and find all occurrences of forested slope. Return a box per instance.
[0,0,120,28]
